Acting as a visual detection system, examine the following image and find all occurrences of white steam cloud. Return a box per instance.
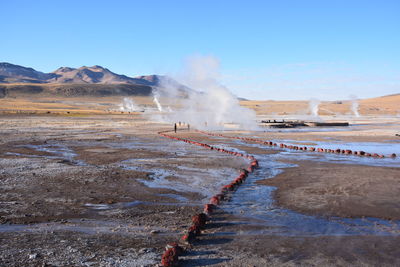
[119,97,142,112]
[153,95,163,112]
[349,95,360,117]
[309,98,320,117]
[153,55,257,130]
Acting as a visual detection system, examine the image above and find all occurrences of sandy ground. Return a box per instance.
[259,160,400,220]
[240,94,400,116]
[1,97,400,266]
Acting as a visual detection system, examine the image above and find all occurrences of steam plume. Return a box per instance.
[309,98,320,117]
[119,97,141,112]
[349,95,360,117]
[153,95,163,112]
[153,55,257,130]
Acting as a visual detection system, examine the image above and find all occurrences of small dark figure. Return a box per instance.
[174,123,177,133]
[187,124,190,131]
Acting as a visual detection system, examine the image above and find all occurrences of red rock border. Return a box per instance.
[196,130,397,159]
[158,130,258,267]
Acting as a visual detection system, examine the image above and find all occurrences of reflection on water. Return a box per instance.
[224,156,400,236]
[208,139,400,236]
[227,138,400,168]
[8,143,86,166]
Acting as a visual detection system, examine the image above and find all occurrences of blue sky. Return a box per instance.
[1,0,399,100]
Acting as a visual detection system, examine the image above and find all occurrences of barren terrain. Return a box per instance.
[1,96,400,266]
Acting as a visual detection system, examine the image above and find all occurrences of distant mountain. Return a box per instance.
[0,62,56,83]
[0,62,192,98]
[0,62,184,88]
[49,65,151,85]
[0,83,152,98]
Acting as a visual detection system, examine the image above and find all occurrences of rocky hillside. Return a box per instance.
[48,65,150,84]
[0,62,173,86]
[0,83,152,98]
[0,62,190,97]
[0,62,55,83]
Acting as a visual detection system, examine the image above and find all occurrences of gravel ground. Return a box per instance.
[1,114,399,266]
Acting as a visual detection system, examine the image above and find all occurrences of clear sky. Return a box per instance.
[1,0,399,100]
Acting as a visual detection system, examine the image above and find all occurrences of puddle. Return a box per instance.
[276,139,400,155]
[157,194,189,202]
[223,156,400,236]
[84,203,112,210]
[84,201,144,210]
[275,151,400,168]
[5,131,398,237]
[10,143,86,166]
[83,199,200,212]
[0,219,172,236]
[133,164,238,200]
[94,133,400,236]
[116,137,248,201]
[224,138,400,168]
[271,140,400,168]
[196,136,400,236]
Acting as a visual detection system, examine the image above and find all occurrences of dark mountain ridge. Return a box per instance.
[0,62,171,86]
[0,62,189,97]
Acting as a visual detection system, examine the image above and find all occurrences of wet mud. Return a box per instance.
[1,114,400,266]
[259,160,400,221]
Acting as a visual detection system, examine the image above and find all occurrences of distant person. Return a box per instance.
[174,123,177,133]
[187,124,190,131]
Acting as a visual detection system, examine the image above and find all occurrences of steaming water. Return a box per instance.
[309,98,320,117]
[118,97,142,112]
[350,96,360,117]
[153,96,163,112]
[151,55,258,130]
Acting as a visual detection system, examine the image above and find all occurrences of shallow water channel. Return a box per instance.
[209,137,400,236]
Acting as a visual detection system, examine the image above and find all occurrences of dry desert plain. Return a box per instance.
[1,94,400,266]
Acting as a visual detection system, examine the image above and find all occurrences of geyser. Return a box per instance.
[119,97,141,112]
[350,95,360,117]
[309,98,320,117]
[153,95,163,112]
[153,55,257,130]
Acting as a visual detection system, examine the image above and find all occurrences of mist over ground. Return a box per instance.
[152,55,257,130]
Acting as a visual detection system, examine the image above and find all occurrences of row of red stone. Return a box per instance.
[196,130,397,159]
[158,131,258,267]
